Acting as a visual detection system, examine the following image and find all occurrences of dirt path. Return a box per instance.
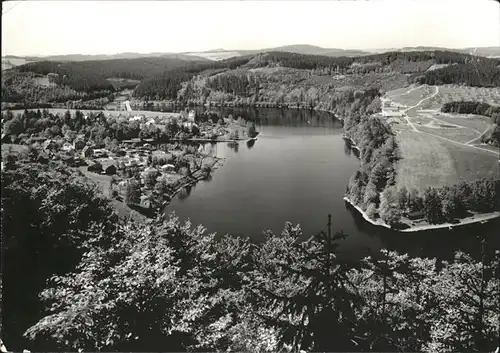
[400,86,439,132]
[465,126,492,145]
[387,86,499,156]
[418,130,499,155]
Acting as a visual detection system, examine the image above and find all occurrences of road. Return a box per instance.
[401,86,440,132]
[384,85,499,156]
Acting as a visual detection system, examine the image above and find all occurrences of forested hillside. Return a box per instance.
[2,154,499,352]
[4,50,500,109]
[131,50,500,108]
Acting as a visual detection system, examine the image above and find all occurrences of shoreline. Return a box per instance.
[342,135,361,152]
[162,157,225,208]
[343,196,500,233]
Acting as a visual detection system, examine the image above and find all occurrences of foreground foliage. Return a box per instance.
[2,158,499,353]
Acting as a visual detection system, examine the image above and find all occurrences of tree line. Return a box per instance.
[2,157,499,352]
[243,50,496,73]
[205,72,259,97]
[132,56,253,100]
[415,61,500,87]
[1,71,113,104]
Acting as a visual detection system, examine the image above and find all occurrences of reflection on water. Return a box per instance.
[227,141,239,153]
[246,138,256,149]
[178,184,194,201]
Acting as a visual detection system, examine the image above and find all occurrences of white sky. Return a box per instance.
[2,0,499,56]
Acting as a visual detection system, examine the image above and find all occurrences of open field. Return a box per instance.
[426,114,491,133]
[419,85,500,110]
[409,115,434,126]
[386,85,435,106]
[417,125,480,144]
[395,130,458,191]
[395,130,499,193]
[442,140,500,182]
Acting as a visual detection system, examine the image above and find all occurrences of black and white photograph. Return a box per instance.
[1,0,500,352]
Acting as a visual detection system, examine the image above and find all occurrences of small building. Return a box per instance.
[73,139,86,150]
[30,136,48,143]
[104,164,117,175]
[43,139,57,152]
[37,154,49,164]
[188,110,196,122]
[161,164,176,172]
[61,142,75,153]
[407,210,425,220]
[87,161,103,173]
[61,156,75,166]
[93,149,109,158]
[1,133,12,143]
[140,195,151,209]
[81,146,93,159]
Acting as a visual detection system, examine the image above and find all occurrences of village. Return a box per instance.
[1,107,257,219]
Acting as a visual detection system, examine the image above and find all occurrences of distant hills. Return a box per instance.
[3,45,500,70]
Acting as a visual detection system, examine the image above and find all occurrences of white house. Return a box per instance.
[161,164,176,172]
[188,110,196,122]
[129,115,143,122]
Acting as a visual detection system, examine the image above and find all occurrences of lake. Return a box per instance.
[164,108,500,260]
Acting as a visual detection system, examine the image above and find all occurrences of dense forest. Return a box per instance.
[396,179,500,224]
[4,50,500,107]
[415,61,500,87]
[132,56,253,100]
[205,72,259,97]
[2,155,499,352]
[1,71,114,104]
[242,50,498,73]
[441,101,500,146]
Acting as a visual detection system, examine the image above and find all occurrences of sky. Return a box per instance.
[2,0,499,56]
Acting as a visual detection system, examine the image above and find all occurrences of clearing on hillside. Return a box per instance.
[386,85,435,107]
[417,124,480,144]
[395,130,499,193]
[422,113,492,133]
[419,85,500,110]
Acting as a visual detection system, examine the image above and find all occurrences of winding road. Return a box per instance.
[384,85,499,156]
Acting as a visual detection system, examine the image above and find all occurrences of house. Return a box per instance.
[129,115,143,122]
[93,149,109,158]
[43,139,57,152]
[30,136,48,143]
[61,156,75,166]
[161,164,176,173]
[188,110,196,122]
[87,161,103,173]
[81,146,93,159]
[37,154,49,164]
[407,210,425,220]
[182,121,197,129]
[61,142,75,153]
[104,164,117,175]
[73,139,86,150]
[139,195,151,209]
[1,133,12,143]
